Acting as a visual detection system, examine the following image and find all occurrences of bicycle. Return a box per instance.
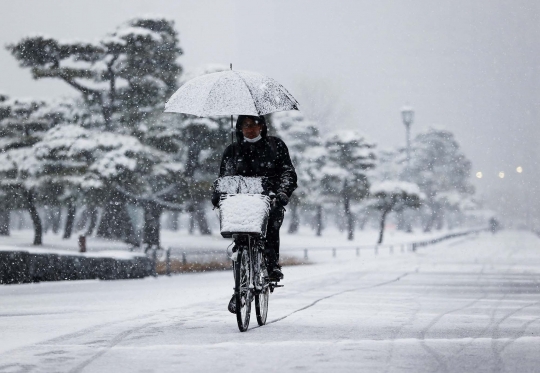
[214,176,283,332]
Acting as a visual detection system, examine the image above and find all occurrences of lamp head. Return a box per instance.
[401,105,414,126]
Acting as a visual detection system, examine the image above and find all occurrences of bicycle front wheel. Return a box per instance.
[235,248,252,332]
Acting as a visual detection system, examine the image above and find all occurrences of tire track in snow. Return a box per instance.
[265,272,410,325]
[417,266,494,373]
[67,322,156,373]
[1,269,374,369]
[456,262,520,372]
[490,300,540,373]
[0,302,230,372]
[465,242,533,372]
[496,272,540,356]
[0,296,229,370]
[275,268,370,298]
[51,271,393,369]
[418,252,521,372]
[383,295,423,373]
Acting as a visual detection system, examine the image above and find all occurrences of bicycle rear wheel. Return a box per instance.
[254,249,269,325]
[255,286,269,325]
[235,248,252,332]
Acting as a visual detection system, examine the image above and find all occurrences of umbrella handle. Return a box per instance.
[231,114,235,162]
[231,115,234,146]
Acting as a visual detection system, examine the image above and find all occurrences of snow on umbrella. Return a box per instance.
[164,69,299,116]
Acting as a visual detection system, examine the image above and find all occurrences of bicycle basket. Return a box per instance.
[218,194,271,238]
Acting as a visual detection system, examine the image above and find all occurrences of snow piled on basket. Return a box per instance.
[215,176,264,194]
[219,194,270,234]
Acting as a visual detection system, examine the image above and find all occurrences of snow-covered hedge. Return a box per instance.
[0,249,153,284]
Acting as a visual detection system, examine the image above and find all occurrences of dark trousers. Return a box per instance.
[264,205,285,267]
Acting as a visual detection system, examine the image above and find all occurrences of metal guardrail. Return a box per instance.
[280,228,486,260]
[162,227,488,270]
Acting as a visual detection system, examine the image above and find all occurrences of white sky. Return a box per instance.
[1,0,539,220]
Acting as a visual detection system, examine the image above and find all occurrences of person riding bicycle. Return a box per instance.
[213,114,297,283]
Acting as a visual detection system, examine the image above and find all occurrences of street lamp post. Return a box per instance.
[400,105,414,233]
[401,105,414,173]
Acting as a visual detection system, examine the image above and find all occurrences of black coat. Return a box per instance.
[218,135,298,197]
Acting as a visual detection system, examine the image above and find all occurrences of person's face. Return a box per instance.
[241,117,262,139]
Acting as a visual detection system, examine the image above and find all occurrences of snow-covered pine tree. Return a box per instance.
[8,17,182,133]
[147,114,222,235]
[145,63,231,235]
[0,96,78,243]
[8,17,184,244]
[34,124,184,246]
[369,181,422,243]
[408,128,474,231]
[0,95,102,243]
[271,111,322,234]
[323,130,376,240]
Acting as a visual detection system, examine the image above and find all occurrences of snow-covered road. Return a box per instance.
[1,230,539,373]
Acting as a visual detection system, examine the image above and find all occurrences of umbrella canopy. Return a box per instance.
[165,70,299,117]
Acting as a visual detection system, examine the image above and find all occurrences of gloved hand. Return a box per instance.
[276,192,289,207]
[211,191,221,208]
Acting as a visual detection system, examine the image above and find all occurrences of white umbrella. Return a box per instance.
[164,69,299,116]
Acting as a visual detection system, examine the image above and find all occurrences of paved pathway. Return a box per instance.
[0,231,539,372]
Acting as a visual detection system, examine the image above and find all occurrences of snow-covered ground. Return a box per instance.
[1,230,539,372]
[1,225,476,257]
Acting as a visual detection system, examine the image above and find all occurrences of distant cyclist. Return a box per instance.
[213,115,297,309]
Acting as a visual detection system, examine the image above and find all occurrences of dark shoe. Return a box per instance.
[268,266,284,281]
[228,295,236,314]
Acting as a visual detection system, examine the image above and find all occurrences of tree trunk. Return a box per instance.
[344,192,354,241]
[85,206,98,236]
[358,214,367,230]
[423,204,437,233]
[63,202,76,239]
[13,210,24,230]
[183,138,207,235]
[405,209,413,233]
[97,191,137,243]
[184,141,201,179]
[435,207,444,230]
[315,205,323,236]
[378,209,390,244]
[75,206,88,232]
[188,203,195,234]
[143,202,163,247]
[51,206,61,234]
[0,209,10,236]
[396,210,406,231]
[170,211,179,231]
[25,190,42,245]
[42,206,51,233]
[288,197,300,234]
[194,199,211,235]
[447,211,455,230]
